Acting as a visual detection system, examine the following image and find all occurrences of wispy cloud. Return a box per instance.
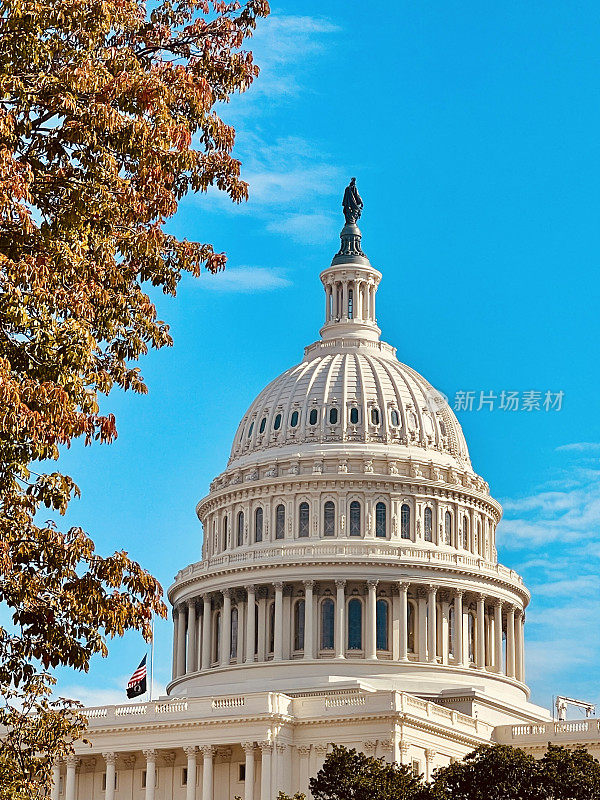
[556,441,600,452]
[197,266,291,293]
[267,212,338,244]
[57,679,168,709]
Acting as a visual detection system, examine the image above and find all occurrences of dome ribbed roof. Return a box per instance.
[228,337,471,471]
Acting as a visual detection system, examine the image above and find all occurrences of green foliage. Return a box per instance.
[309,744,431,800]
[539,745,600,799]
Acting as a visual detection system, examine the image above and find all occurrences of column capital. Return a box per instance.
[493,598,503,609]
[335,579,346,589]
[245,583,256,594]
[200,745,215,758]
[303,579,314,589]
[425,749,436,762]
[65,755,79,768]
[103,752,116,765]
[183,746,197,759]
[273,581,283,591]
[399,741,410,755]
[297,745,311,757]
[476,593,486,603]
[222,588,232,599]
[366,579,378,590]
[143,748,156,759]
[187,598,196,609]
[427,584,437,595]
[242,742,255,754]
[454,589,465,598]
[259,741,273,753]
[396,580,409,591]
[276,743,287,753]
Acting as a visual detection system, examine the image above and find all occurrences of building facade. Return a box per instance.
[52,199,599,800]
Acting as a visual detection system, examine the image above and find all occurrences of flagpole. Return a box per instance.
[150,612,155,702]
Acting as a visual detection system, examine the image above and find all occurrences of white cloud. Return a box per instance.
[56,680,168,709]
[556,441,600,452]
[267,212,338,244]
[197,267,291,293]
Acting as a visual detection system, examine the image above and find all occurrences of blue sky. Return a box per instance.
[52,2,600,715]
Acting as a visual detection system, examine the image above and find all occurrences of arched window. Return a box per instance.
[275,504,285,540]
[324,501,335,537]
[237,511,244,547]
[254,603,259,655]
[214,611,221,663]
[407,602,415,653]
[348,288,353,319]
[290,410,299,428]
[274,413,282,431]
[468,612,475,663]
[448,606,455,658]
[321,599,335,650]
[462,514,469,549]
[349,501,361,536]
[371,407,380,425]
[223,515,228,549]
[350,407,359,425]
[298,502,310,538]
[230,607,238,659]
[255,507,263,543]
[294,600,305,651]
[445,511,452,545]
[329,407,338,424]
[347,598,362,650]
[424,507,433,542]
[400,504,411,539]
[390,409,400,427]
[376,599,389,650]
[309,408,318,425]
[259,417,266,434]
[247,421,254,438]
[375,502,387,538]
[268,602,275,654]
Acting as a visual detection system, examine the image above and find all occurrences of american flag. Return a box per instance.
[126,655,147,699]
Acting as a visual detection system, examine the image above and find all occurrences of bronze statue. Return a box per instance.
[342,177,363,224]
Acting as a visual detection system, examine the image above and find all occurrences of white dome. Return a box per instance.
[229,338,471,471]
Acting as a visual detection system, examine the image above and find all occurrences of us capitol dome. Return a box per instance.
[58,185,600,800]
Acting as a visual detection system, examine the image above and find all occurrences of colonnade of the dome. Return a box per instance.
[170,579,525,686]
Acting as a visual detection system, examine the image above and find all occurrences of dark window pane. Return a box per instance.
[390,409,400,426]
[309,408,318,425]
[247,421,254,438]
[350,407,359,425]
[294,600,305,650]
[324,501,335,536]
[237,511,244,546]
[348,598,362,650]
[445,511,452,544]
[371,408,380,425]
[274,413,282,431]
[255,507,263,543]
[268,603,275,653]
[400,504,410,539]
[321,599,334,650]
[276,504,285,539]
[298,502,310,538]
[376,599,388,650]
[329,407,338,424]
[349,501,361,536]
[259,417,266,433]
[375,502,386,538]
[424,508,433,542]
[290,410,299,427]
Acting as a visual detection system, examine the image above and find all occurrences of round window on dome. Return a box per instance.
[309,408,318,426]
[259,417,266,434]
[350,407,359,425]
[390,409,399,427]
[329,407,338,425]
[371,407,380,425]
[290,410,299,428]
[274,413,282,431]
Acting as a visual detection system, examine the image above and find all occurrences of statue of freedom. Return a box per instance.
[342,177,363,224]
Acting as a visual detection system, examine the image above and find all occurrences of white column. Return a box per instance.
[201,595,211,670]
[144,749,156,800]
[260,742,273,800]
[494,601,503,672]
[454,591,464,666]
[520,612,526,682]
[184,747,197,800]
[221,589,231,667]
[187,600,197,673]
[476,595,485,669]
[515,609,523,682]
[304,580,314,659]
[298,747,310,797]
[418,592,427,661]
[425,749,436,782]
[246,585,256,663]
[398,582,408,661]
[65,756,77,800]
[51,761,61,800]
[441,599,450,665]
[342,282,349,319]
[366,580,377,660]
[325,283,330,322]
[506,606,516,678]
[201,746,214,800]
[104,753,116,800]
[427,585,437,663]
[172,608,179,680]
[243,743,255,800]
[257,593,267,661]
[273,582,283,661]
[335,579,346,659]
[177,604,186,676]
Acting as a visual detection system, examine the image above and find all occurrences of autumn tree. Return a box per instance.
[309,745,432,800]
[0,0,268,795]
